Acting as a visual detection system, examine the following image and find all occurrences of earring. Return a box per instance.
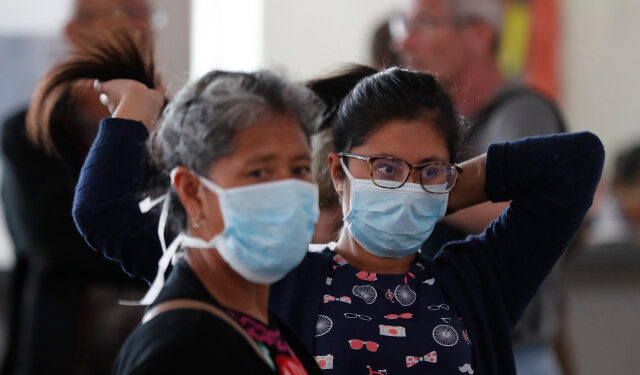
[336,185,343,193]
[191,212,202,229]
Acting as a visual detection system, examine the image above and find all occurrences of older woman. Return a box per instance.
[91,71,324,374]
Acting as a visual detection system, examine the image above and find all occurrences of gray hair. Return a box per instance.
[447,0,504,33]
[311,128,339,209]
[148,70,325,232]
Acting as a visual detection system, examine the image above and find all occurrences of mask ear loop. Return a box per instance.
[120,167,182,305]
[120,232,186,306]
[121,192,180,305]
[138,194,170,254]
[120,168,227,306]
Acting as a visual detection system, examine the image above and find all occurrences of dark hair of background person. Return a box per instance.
[371,17,401,68]
[26,28,156,156]
[332,67,463,161]
[614,143,640,186]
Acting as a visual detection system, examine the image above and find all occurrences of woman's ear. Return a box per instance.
[327,152,345,195]
[172,166,203,219]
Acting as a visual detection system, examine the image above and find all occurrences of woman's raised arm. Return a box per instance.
[438,132,604,327]
[72,79,165,283]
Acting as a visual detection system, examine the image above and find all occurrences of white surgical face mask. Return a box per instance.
[124,169,319,305]
[341,158,448,258]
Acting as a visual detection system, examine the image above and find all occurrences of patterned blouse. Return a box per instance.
[226,309,309,375]
[313,249,474,374]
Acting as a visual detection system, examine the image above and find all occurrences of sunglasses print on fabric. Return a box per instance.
[384,312,413,319]
[356,271,377,281]
[348,339,379,352]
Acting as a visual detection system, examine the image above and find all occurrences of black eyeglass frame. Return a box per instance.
[339,152,463,194]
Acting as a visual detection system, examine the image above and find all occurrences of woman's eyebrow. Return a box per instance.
[290,154,311,162]
[371,152,447,164]
[241,153,311,166]
[417,156,448,164]
[242,153,277,165]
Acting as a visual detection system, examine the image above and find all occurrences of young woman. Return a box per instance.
[75,67,604,374]
[91,71,325,374]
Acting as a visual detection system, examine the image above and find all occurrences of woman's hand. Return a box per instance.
[447,154,489,211]
[94,79,164,132]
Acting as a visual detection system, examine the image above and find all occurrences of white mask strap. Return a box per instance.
[169,166,225,194]
[120,232,185,305]
[139,193,170,254]
[122,167,225,306]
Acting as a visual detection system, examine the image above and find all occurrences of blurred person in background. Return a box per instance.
[610,144,640,242]
[370,16,402,69]
[396,0,568,374]
[0,0,153,374]
[586,143,640,246]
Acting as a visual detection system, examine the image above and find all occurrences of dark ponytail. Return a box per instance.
[307,64,379,132]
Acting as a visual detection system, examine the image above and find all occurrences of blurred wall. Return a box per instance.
[563,0,640,172]
[262,0,400,79]
[154,0,190,94]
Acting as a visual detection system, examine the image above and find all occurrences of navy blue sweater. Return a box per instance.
[73,119,604,374]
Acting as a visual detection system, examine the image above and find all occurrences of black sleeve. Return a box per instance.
[73,118,162,283]
[440,132,604,327]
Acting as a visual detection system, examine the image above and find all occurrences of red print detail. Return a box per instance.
[356,271,377,281]
[406,351,438,367]
[367,365,388,375]
[348,339,379,352]
[385,289,394,303]
[384,312,413,319]
[275,354,308,375]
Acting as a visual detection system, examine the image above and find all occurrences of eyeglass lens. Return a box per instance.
[370,158,457,192]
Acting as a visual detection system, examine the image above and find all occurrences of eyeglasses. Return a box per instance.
[427,303,450,311]
[348,339,379,352]
[344,313,372,321]
[340,152,462,193]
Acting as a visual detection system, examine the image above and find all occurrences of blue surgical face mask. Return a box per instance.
[340,158,448,258]
[126,170,319,305]
[193,175,319,284]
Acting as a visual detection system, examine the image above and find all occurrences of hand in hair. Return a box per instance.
[94,79,164,132]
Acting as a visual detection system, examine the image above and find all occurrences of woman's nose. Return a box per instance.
[406,168,422,184]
